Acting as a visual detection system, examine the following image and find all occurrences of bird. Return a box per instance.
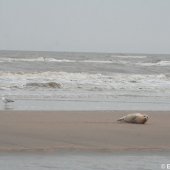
[117,113,149,124]
[1,96,14,104]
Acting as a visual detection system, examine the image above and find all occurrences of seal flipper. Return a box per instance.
[117,116,126,121]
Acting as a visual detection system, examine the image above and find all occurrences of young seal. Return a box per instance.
[117,113,149,124]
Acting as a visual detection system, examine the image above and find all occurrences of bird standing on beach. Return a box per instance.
[1,96,14,104]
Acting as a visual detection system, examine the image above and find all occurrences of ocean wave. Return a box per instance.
[81,60,129,64]
[137,60,170,66]
[113,55,147,59]
[0,56,142,65]
[0,71,170,93]
[82,60,113,64]
[0,57,128,65]
[45,58,76,63]
[0,57,76,63]
[26,82,62,88]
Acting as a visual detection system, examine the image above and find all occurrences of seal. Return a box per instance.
[117,113,149,124]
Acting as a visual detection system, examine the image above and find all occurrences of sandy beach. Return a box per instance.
[0,110,170,152]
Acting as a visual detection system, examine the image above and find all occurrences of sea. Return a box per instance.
[0,151,170,170]
[0,50,170,110]
[0,50,170,170]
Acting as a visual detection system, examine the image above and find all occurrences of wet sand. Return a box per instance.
[0,111,170,152]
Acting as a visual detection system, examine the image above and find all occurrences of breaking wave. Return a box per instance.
[0,57,128,65]
[26,82,62,88]
[1,56,170,68]
[0,71,170,94]
[137,60,170,66]
[0,57,76,63]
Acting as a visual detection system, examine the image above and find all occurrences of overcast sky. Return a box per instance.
[0,0,170,53]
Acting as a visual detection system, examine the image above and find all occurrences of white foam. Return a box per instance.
[0,72,170,94]
[137,61,170,66]
[0,57,76,63]
[44,58,76,62]
[0,57,129,64]
[0,57,45,62]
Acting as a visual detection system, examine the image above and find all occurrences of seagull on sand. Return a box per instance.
[2,96,14,104]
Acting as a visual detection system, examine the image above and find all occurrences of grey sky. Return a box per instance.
[0,0,170,53]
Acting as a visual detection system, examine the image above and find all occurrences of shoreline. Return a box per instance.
[1,97,170,111]
[0,110,170,153]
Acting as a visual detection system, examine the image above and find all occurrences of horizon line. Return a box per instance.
[0,49,170,56]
